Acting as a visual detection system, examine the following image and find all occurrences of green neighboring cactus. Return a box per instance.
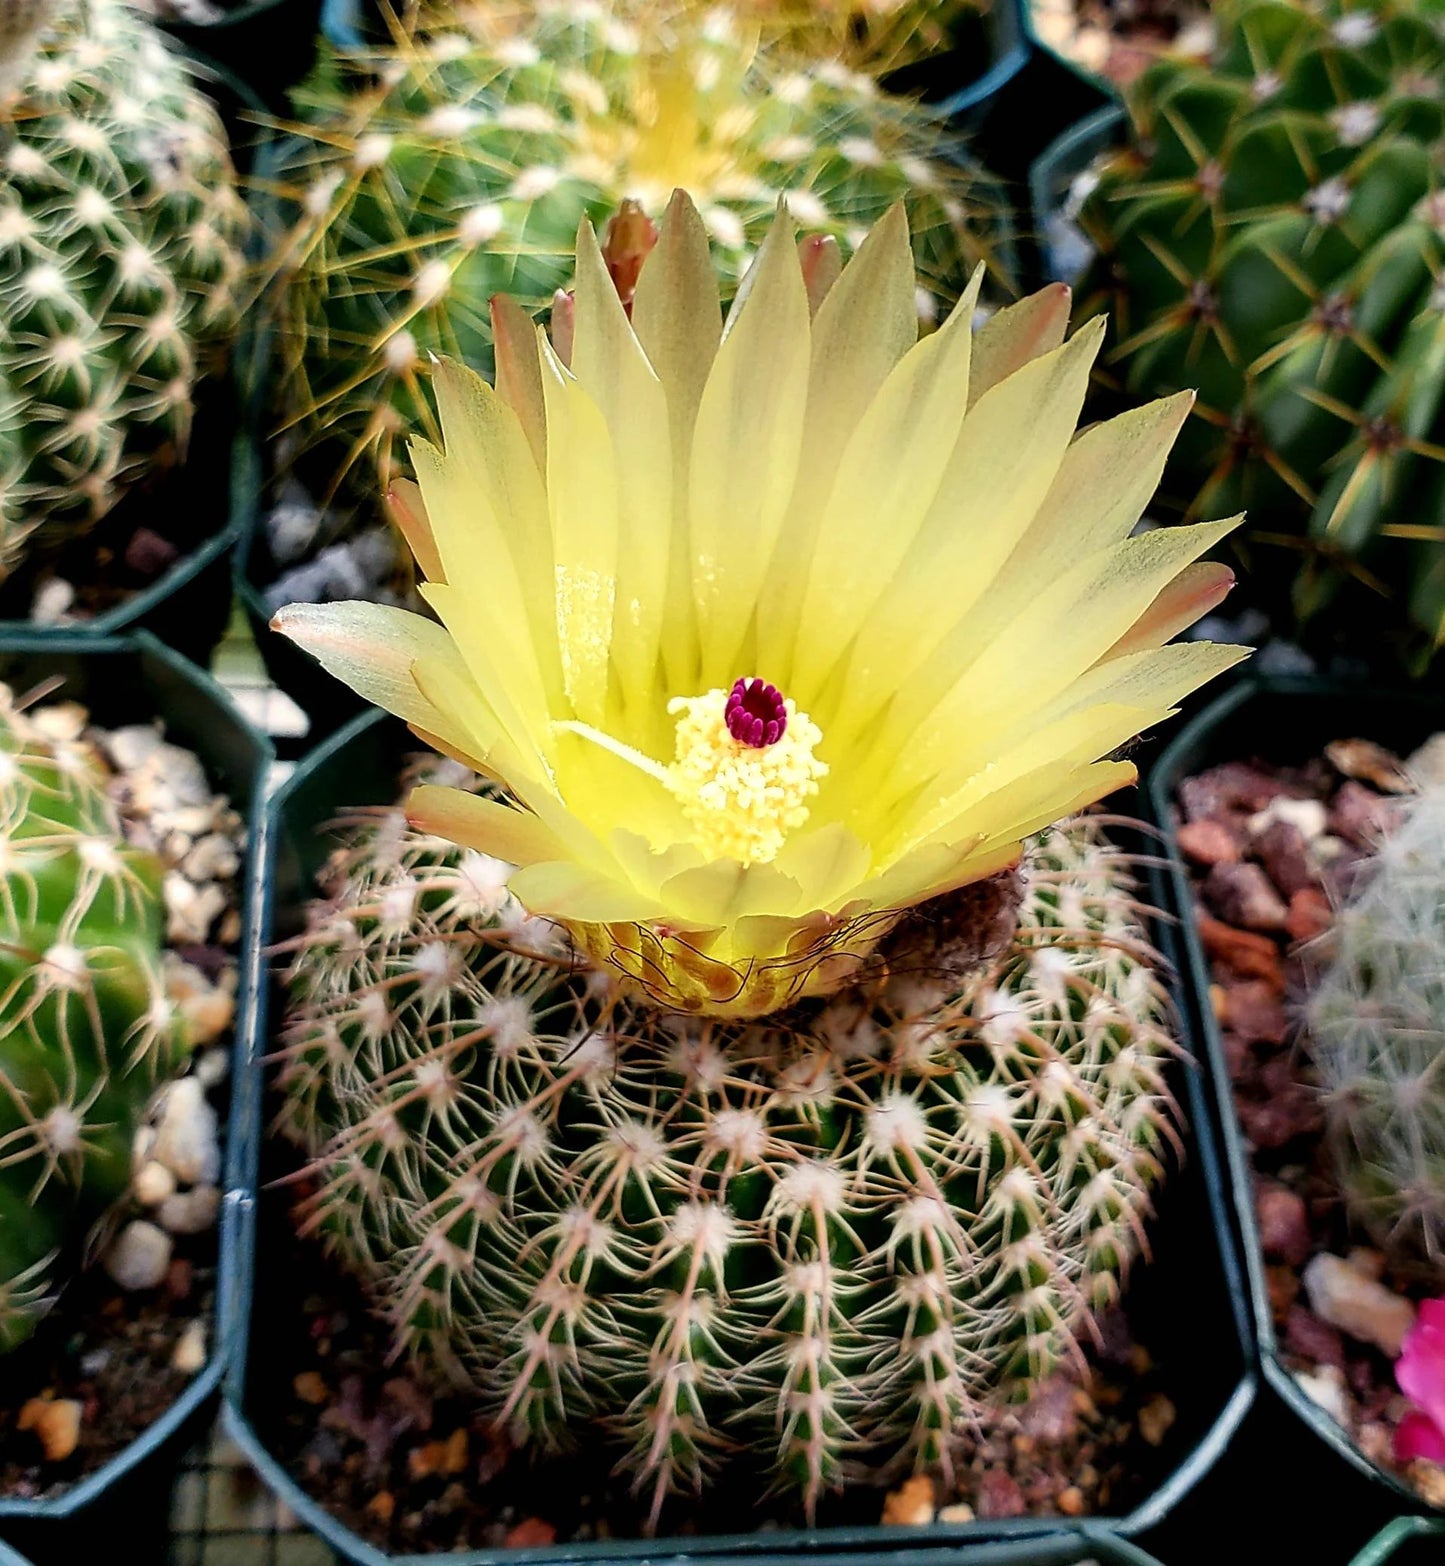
[0,697,188,1352]
[1308,782,1445,1269]
[1078,0,1445,670]
[261,0,1005,502]
[0,0,246,580]
[277,774,1178,1519]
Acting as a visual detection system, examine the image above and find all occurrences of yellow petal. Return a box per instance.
[659,858,803,926]
[570,219,673,726]
[507,860,669,923]
[491,292,547,474]
[967,283,1071,405]
[1105,560,1237,658]
[271,601,455,734]
[785,266,985,700]
[539,336,619,726]
[386,478,443,583]
[406,785,573,867]
[689,206,811,681]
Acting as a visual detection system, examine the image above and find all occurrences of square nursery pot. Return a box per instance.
[1142,672,1445,1562]
[1352,1518,1445,1566]
[221,708,1255,1566]
[0,633,273,1563]
[156,0,327,125]
[1027,105,1126,287]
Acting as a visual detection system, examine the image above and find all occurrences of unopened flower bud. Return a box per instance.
[550,288,576,367]
[601,199,658,314]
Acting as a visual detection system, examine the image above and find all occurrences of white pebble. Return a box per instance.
[31,577,76,624]
[1294,1364,1350,1425]
[181,833,239,883]
[153,1077,221,1185]
[1249,797,1329,841]
[1303,1252,1416,1356]
[158,1184,221,1235]
[105,1221,173,1290]
[134,1160,177,1207]
[105,723,164,771]
[195,1047,230,1088]
[171,1320,207,1374]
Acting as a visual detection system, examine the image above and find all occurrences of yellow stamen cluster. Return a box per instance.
[665,689,826,865]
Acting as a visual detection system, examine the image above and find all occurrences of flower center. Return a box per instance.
[725,677,787,747]
[666,680,826,865]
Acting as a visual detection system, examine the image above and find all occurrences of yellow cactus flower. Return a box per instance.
[276,192,1248,1017]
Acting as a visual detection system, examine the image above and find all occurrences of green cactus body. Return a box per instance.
[264,1,1004,502]
[1079,0,1445,668]
[1308,782,1445,1268]
[278,777,1177,1519]
[0,0,246,578]
[0,699,187,1352]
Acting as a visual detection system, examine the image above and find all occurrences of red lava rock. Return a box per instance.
[1222,981,1288,1046]
[976,1467,1027,1519]
[1176,819,1241,865]
[1204,862,1290,932]
[1285,887,1333,944]
[122,526,180,579]
[1017,1376,1081,1445]
[1238,1084,1321,1149]
[1221,1031,1249,1083]
[1330,782,1401,848]
[1256,1181,1312,1266]
[1180,763,1299,820]
[505,1519,557,1548]
[1286,1306,1347,1369]
[1198,915,1285,987]
[1253,820,1315,898]
[1267,1265,1301,1322]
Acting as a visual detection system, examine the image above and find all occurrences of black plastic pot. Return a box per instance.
[1143,673,1445,1561]
[223,707,1254,1566]
[0,633,273,1562]
[0,1540,32,1566]
[1352,1518,1445,1566]
[1027,104,1126,286]
[157,0,326,124]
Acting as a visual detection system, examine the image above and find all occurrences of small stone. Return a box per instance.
[123,526,180,579]
[294,1371,329,1405]
[1249,796,1329,842]
[1294,1364,1350,1425]
[1346,1247,1386,1281]
[976,1467,1026,1519]
[407,1430,470,1480]
[31,577,76,624]
[152,1076,220,1185]
[163,873,228,945]
[936,1502,975,1523]
[172,1319,207,1374]
[150,743,212,808]
[1253,820,1315,898]
[1302,1253,1415,1355]
[1204,861,1290,930]
[195,1047,230,1088]
[105,1220,172,1290]
[1018,1375,1081,1444]
[1176,819,1240,865]
[134,1160,177,1207]
[1223,981,1288,1045]
[505,1520,557,1548]
[1256,1181,1311,1266]
[1326,738,1414,793]
[366,1491,396,1525]
[182,832,240,883]
[1285,1306,1346,1369]
[1138,1393,1176,1447]
[1330,782,1402,847]
[1057,1485,1086,1516]
[1197,914,1285,987]
[1285,887,1333,943]
[29,702,88,743]
[1266,1265,1301,1322]
[157,1184,221,1235]
[1406,1459,1445,1509]
[881,1474,936,1525]
[17,1398,82,1462]
[105,724,164,771]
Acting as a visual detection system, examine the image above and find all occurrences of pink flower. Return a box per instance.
[1395,1298,1445,1465]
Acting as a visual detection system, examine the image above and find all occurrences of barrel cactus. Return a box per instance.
[278,788,1178,1517]
[1078,0,1445,669]
[0,696,189,1352]
[1307,781,1445,1269]
[262,0,1003,502]
[0,0,246,581]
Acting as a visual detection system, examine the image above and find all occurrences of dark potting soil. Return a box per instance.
[1174,733,1445,1509]
[253,1151,1185,1553]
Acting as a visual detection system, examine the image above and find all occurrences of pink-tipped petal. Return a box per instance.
[386,478,444,584]
[799,233,842,317]
[968,283,1072,405]
[1395,1409,1445,1465]
[550,288,576,368]
[491,292,547,471]
[1104,560,1237,660]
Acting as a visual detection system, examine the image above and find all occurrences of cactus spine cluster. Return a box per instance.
[1078,0,1445,668]
[0,0,246,579]
[1308,781,1445,1268]
[278,769,1178,1519]
[0,695,188,1352]
[262,0,1003,502]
